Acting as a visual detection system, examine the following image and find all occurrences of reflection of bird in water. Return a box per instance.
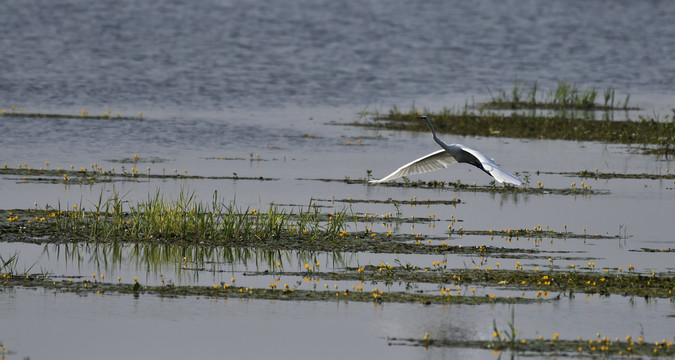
[370,116,522,186]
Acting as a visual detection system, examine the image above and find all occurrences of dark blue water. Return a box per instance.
[1,0,674,113]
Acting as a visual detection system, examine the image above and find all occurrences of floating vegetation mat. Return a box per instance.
[0,274,534,305]
[0,167,277,184]
[552,169,675,180]
[354,104,675,154]
[390,336,675,358]
[299,177,606,195]
[1,166,610,195]
[0,108,142,120]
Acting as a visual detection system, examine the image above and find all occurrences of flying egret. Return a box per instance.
[369,116,522,186]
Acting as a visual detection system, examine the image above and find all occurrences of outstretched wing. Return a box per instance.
[369,149,457,184]
[458,145,522,186]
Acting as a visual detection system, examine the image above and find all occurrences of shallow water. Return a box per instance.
[1,0,675,358]
[1,288,672,360]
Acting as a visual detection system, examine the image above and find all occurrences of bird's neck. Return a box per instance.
[424,120,443,144]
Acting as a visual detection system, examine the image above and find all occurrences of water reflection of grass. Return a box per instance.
[44,242,348,276]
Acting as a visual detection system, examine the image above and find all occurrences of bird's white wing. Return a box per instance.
[369,149,457,183]
[458,145,522,186]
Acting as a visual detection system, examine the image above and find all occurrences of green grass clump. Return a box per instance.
[51,190,349,244]
[485,80,634,110]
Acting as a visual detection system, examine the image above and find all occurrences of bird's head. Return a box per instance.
[415,115,429,120]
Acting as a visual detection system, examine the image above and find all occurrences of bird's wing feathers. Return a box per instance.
[485,162,522,186]
[458,145,522,186]
[369,149,457,183]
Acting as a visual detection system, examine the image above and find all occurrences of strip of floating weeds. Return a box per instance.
[316,197,462,206]
[390,337,675,357]
[635,248,675,253]
[450,228,616,239]
[0,167,277,184]
[251,268,674,298]
[546,169,675,180]
[1,275,533,305]
[0,111,142,120]
[299,177,606,195]
[353,110,675,147]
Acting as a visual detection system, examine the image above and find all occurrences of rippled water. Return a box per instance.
[2,0,674,112]
[1,0,675,359]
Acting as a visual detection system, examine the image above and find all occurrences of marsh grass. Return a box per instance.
[485,80,635,110]
[0,252,20,275]
[357,110,675,152]
[51,189,349,244]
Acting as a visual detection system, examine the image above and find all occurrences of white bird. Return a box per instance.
[369,116,522,186]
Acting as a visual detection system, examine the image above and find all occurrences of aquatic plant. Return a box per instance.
[393,333,675,357]
[0,108,142,120]
[492,307,519,347]
[0,252,19,275]
[485,80,634,110]
[50,189,349,244]
[358,110,675,151]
